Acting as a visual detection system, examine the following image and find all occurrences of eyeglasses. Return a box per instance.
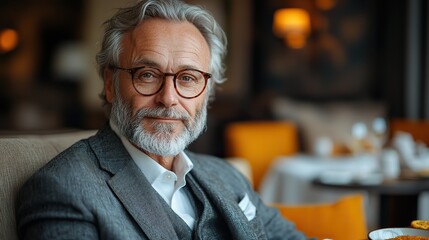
[112,66,211,99]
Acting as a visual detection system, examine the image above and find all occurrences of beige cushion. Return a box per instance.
[0,131,95,240]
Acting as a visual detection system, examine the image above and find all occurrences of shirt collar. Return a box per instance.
[109,120,193,185]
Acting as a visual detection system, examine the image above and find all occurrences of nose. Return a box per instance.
[154,76,179,107]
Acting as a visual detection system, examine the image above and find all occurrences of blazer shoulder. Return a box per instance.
[186,151,252,189]
[186,151,235,172]
[47,138,96,170]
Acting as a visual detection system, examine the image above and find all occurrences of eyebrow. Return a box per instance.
[132,58,204,72]
[132,59,160,68]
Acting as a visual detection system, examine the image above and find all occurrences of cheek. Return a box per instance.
[184,96,207,117]
[117,81,142,106]
[118,80,136,97]
[126,95,154,116]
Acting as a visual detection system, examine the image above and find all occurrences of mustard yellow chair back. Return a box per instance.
[273,194,368,239]
[389,118,429,146]
[225,121,298,190]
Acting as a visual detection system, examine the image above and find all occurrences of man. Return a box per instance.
[16,0,308,239]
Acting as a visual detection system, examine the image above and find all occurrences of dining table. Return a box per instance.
[259,154,429,230]
[313,174,429,228]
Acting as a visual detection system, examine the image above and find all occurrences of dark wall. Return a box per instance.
[250,0,416,120]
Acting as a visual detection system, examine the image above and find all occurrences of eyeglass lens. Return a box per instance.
[132,67,207,98]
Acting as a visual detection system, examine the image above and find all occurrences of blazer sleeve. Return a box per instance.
[16,169,99,240]
[15,141,103,240]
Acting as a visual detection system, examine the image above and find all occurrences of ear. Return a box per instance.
[104,68,115,104]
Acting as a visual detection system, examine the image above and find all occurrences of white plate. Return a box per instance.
[318,171,383,185]
[368,227,429,239]
[318,170,354,185]
[354,173,384,185]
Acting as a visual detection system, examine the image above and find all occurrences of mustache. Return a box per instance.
[133,107,191,122]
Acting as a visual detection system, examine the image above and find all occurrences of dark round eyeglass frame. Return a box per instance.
[112,66,212,99]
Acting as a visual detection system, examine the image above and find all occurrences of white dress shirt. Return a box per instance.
[110,121,196,229]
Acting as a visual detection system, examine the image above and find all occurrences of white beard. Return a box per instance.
[110,94,207,157]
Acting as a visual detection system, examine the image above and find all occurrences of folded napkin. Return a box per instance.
[393,132,429,172]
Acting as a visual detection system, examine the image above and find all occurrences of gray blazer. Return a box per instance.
[16,125,307,240]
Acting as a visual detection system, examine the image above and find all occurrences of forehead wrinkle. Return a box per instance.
[171,39,210,70]
[173,49,200,59]
[130,50,168,67]
[176,35,208,55]
[126,28,170,65]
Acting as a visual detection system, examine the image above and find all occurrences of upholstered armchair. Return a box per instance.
[224,121,299,190]
[0,131,96,240]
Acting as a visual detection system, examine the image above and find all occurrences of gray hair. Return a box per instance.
[96,0,227,108]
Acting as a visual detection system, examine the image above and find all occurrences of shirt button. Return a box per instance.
[163,172,173,181]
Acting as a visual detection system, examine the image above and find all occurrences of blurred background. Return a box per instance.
[0,0,428,157]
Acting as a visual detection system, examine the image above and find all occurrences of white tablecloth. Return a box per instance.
[259,154,429,229]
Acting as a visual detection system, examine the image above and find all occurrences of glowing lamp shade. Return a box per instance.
[273,8,310,49]
[0,28,19,53]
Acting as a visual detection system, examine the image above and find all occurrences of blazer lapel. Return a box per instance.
[108,161,178,240]
[188,155,259,240]
[88,124,178,240]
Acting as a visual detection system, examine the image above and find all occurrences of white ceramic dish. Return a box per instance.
[318,171,383,185]
[318,170,354,185]
[368,227,429,239]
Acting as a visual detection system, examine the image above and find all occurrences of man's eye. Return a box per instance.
[180,75,195,82]
[141,72,154,78]
[136,70,159,82]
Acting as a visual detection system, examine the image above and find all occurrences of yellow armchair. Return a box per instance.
[273,194,368,239]
[389,118,429,146]
[225,121,299,190]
